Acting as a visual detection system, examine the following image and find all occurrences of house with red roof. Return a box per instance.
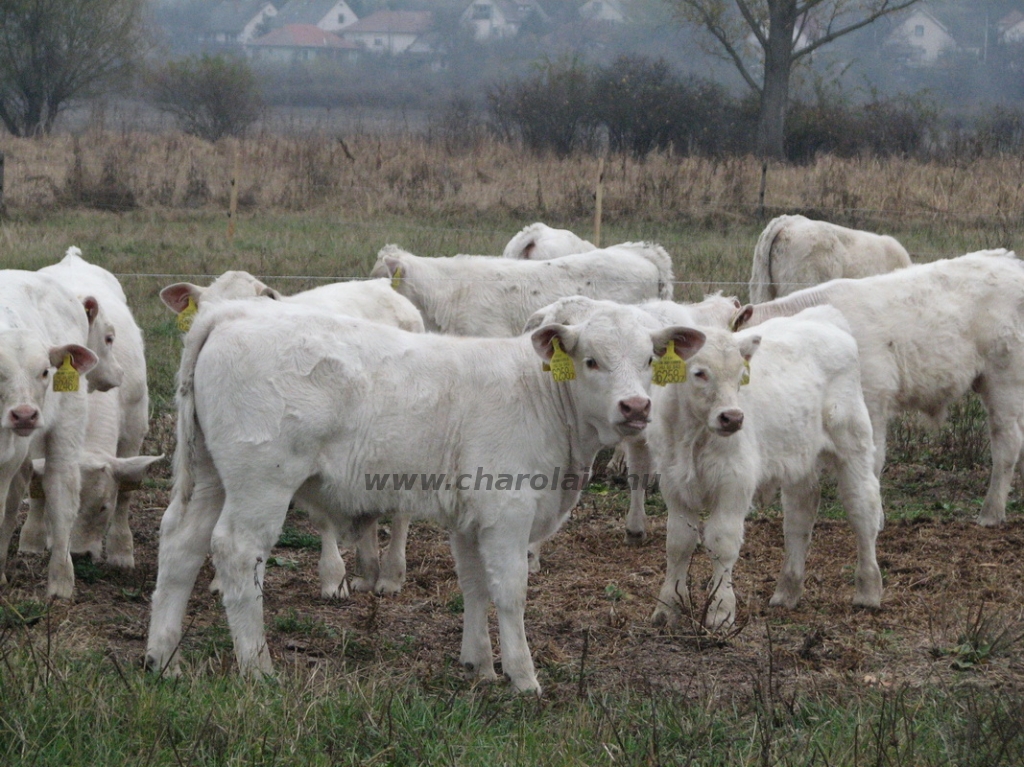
[246,23,359,63]
[339,11,434,55]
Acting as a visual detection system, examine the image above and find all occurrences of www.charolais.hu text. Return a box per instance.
[364,467,659,492]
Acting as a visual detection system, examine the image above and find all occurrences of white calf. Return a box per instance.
[371,242,674,336]
[0,271,102,597]
[648,306,883,629]
[161,270,425,599]
[738,249,1024,527]
[33,247,155,566]
[749,215,911,303]
[502,223,595,260]
[145,298,704,693]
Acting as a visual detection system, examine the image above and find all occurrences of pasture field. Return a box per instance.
[0,133,1023,764]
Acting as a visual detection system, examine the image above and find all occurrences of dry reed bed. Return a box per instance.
[2,131,1024,225]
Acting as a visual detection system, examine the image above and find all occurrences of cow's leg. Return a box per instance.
[70,495,109,561]
[835,455,883,609]
[623,436,652,543]
[526,540,542,573]
[106,410,149,568]
[17,464,47,553]
[449,528,497,685]
[651,484,701,628]
[349,517,381,595]
[0,464,24,586]
[315,512,350,600]
[477,523,537,694]
[868,403,889,479]
[212,486,292,678]
[977,378,1024,526]
[39,432,83,599]
[701,487,753,630]
[770,478,820,609]
[145,470,224,675]
[375,511,410,596]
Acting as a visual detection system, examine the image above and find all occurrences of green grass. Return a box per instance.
[0,647,1021,766]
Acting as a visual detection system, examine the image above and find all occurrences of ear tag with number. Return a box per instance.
[177,296,198,332]
[391,265,403,291]
[652,340,687,386]
[741,359,751,386]
[548,337,575,382]
[53,354,80,392]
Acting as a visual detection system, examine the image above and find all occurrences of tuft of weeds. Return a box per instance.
[275,526,320,550]
[930,603,1024,670]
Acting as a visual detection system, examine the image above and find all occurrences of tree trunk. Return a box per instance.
[755,0,799,159]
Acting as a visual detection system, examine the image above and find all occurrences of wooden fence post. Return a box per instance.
[758,160,768,220]
[227,141,241,241]
[0,151,6,217]
[594,155,605,248]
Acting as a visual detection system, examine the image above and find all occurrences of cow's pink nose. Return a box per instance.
[619,396,651,421]
[9,405,39,430]
[717,408,744,433]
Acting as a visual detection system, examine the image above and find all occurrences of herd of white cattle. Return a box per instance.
[1,215,1021,695]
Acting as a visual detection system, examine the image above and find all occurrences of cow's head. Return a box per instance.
[82,296,124,392]
[160,271,278,330]
[370,245,413,294]
[675,326,761,436]
[0,329,96,440]
[530,300,705,445]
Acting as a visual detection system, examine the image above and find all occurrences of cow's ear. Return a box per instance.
[738,335,761,362]
[259,287,284,300]
[49,343,98,374]
[652,326,705,360]
[730,304,754,332]
[83,296,100,325]
[382,255,404,279]
[531,324,578,360]
[160,283,203,313]
[110,454,165,483]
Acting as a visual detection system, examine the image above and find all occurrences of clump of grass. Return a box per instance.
[275,525,320,550]
[930,603,1024,670]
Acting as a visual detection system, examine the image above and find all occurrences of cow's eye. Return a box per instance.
[585,358,599,370]
[41,368,49,379]
[647,356,654,366]
[693,370,708,380]
[105,334,115,345]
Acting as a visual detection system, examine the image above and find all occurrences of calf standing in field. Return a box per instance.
[371,242,674,336]
[749,214,911,303]
[145,298,705,693]
[648,306,883,629]
[160,270,426,599]
[736,249,1024,527]
[0,270,118,598]
[32,247,159,567]
[502,222,595,260]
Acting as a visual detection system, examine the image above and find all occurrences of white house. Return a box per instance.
[340,11,434,55]
[998,10,1024,44]
[460,0,548,41]
[271,0,359,33]
[246,24,359,63]
[202,0,278,45]
[578,0,628,24]
[884,6,955,65]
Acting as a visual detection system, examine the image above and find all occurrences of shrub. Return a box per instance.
[146,54,264,142]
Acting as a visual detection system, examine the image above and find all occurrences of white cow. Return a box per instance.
[0,270,113,598]
[502,223,595,260]
[646,307,883,629]
[160,270,426,599]
[370,242,675,336]
[736,249,1024,528]
[30,248,158,567]
[145,298,705,693]
[522,293,744,551]
[749,215,911,303]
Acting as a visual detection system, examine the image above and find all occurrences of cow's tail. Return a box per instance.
[621,242,675,300]
[749,216,790,304]
[170,304,231,508]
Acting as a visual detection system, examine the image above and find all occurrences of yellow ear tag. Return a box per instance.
[548,337,575,382]
[177,296,198,333]
[391,266,403,291]
[53,354,80,392]
[652,340,687,386]
[741,359,751,386]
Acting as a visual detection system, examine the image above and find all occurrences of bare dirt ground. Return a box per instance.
[3,413,1024,703]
